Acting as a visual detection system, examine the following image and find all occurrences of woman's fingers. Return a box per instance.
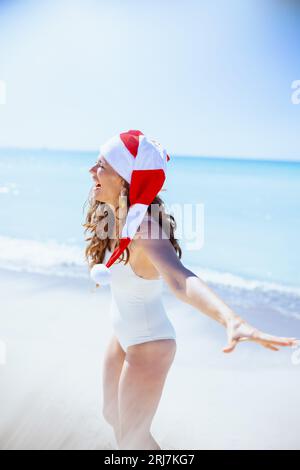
[257,333,298,346]
[263,343,279,351]
[223,316,300,354]
[222,338,239,353]
[248,330,299,346]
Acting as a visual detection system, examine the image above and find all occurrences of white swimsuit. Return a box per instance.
[103,246,177,353]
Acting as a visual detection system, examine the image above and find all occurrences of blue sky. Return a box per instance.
[0,0,299,160]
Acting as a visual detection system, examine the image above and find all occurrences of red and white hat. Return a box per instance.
[90,129,170,286]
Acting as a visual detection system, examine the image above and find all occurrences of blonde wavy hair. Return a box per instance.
[83,180,182,271]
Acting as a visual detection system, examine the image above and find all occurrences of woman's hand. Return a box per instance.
[223,315,300,353]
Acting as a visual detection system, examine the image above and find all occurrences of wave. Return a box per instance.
[0,235,88,279]
[190,265,300,322]
[0,235,299,294]
[190,265,300,297]
[0,235,300,321]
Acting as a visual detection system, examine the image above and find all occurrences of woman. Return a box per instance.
[84,130,298,450]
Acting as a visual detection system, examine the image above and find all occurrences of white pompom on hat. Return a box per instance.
[90,129,170,287]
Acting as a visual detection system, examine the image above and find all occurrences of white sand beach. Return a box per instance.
[0,267,300,450]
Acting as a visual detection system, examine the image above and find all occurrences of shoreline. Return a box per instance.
[1,146,300,164]
[1,267,300,450]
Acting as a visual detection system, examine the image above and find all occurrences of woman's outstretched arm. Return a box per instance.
[133,226,299,353]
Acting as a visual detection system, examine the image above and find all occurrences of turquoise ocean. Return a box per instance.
[1,147,299,321]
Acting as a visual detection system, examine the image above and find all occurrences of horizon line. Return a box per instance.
[0,145,299,164]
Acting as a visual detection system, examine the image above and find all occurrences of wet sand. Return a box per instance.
[0,268,300,450]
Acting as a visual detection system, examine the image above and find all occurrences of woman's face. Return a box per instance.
[89,155,123,207]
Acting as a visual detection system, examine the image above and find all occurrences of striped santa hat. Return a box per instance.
[90,129,170,286]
